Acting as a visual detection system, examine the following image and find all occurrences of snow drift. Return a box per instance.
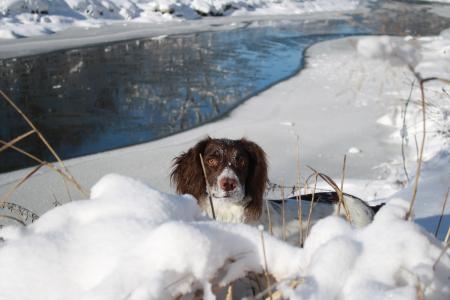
[0,174,448,299]
[0,0,361,39]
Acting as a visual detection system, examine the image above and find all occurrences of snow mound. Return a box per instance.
[0,174,449,299]
[357,35,421,67]
[0,0,50,15]
[0,0,361,39]
[357,31,450,79]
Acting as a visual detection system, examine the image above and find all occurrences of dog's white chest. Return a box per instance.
[201,199,247,223]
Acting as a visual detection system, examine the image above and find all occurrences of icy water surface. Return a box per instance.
[1,0,450,173]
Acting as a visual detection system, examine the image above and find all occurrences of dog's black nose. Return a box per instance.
[219,177,237,191]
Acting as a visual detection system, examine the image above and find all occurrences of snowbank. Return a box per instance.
[0,174,448,299]
[356,32,450,238]
[0,22,449,300]
[0,0,360,39]
[1,28,449,239]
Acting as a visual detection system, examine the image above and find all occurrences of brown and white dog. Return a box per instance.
[171,137,382,234]
[171,137,267,223]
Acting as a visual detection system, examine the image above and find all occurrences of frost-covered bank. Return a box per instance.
[0,8,449,300]
[355,30,450,239]
[0,174,448,300]
[0,0,360,39]
[1,28,449,234]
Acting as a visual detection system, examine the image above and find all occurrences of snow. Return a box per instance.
[1,28,449,231]
[0,174,300,299]
[348,147,362,154]
[352,33,450,241]
[0,8,450,299]
[0,174,448,299]
[0,0,361,39]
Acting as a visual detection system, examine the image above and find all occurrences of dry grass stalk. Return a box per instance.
[401,79,416,183]
[305,173,318,237]
[259,227,273,300]
[0,214,26,226]
[337,154,347,215]
[281,178,286,241]
[265,198,273,235]
[0,202,39,222]
[199,153,216,220]
[415,280,425,300]
[434,187,449,237]
[164,274,190,291]
[432,241,449,271]
[406,77,450,220]
[0,163,44,204]
[301,178,310,243]
[266,278,303,300]
[406,79,427,220]
[0,91,88,199]
[307,166,352,223]
[295,184,303,247]
[225,285,233,300]
[62,177,73,202]
[0,129,35,154]
[444,227,450,244]
[1,90,65,170]
[295,136,303,247]
[0,140,88,197]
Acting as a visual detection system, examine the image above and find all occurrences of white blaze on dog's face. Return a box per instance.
[203,139,251,204]
[210,167,245,202]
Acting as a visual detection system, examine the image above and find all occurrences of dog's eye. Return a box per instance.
[236,158,246,168]
[207,158,218,167]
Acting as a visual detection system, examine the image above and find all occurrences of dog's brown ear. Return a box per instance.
[241,138,267,221]
[171,137,211,201]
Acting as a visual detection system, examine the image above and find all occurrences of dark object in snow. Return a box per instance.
[266,191,384,229]
[171,137,267,223]
[171,137,381,227]
[271,192,386,216]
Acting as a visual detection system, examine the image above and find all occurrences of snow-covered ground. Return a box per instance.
[0,4,449,299]
[2,28,449,228]
[0,174,449,299]
[0,0,360,39]
[1,30,449,298]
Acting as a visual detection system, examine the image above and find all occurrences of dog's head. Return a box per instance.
[171,137,267,221]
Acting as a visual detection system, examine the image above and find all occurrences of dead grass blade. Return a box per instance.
[199,153,216,219]
[252,276,303,300]
[0,202,39,222]
[337,154,347,215]
[295,136,303,247]
[432,241,450,271]
[307,166,352,223]
[401,79,416,183]
[406,79,427,220]
[0,91,88,199]
[445,227,450,244]
[305,173,318,237]
[0,90,65,169]
[258,226,273,300]
[265,198,273,236]
[434,187,449,238]
[281,178,286,241]
[0,140,88,197]
[225,285,233,300]
[0,129,35,154]
[0,215,26,226]
[296,184,303,247]
[406,77,450,220]
[0,163,44,204]
[264,278,303,300]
